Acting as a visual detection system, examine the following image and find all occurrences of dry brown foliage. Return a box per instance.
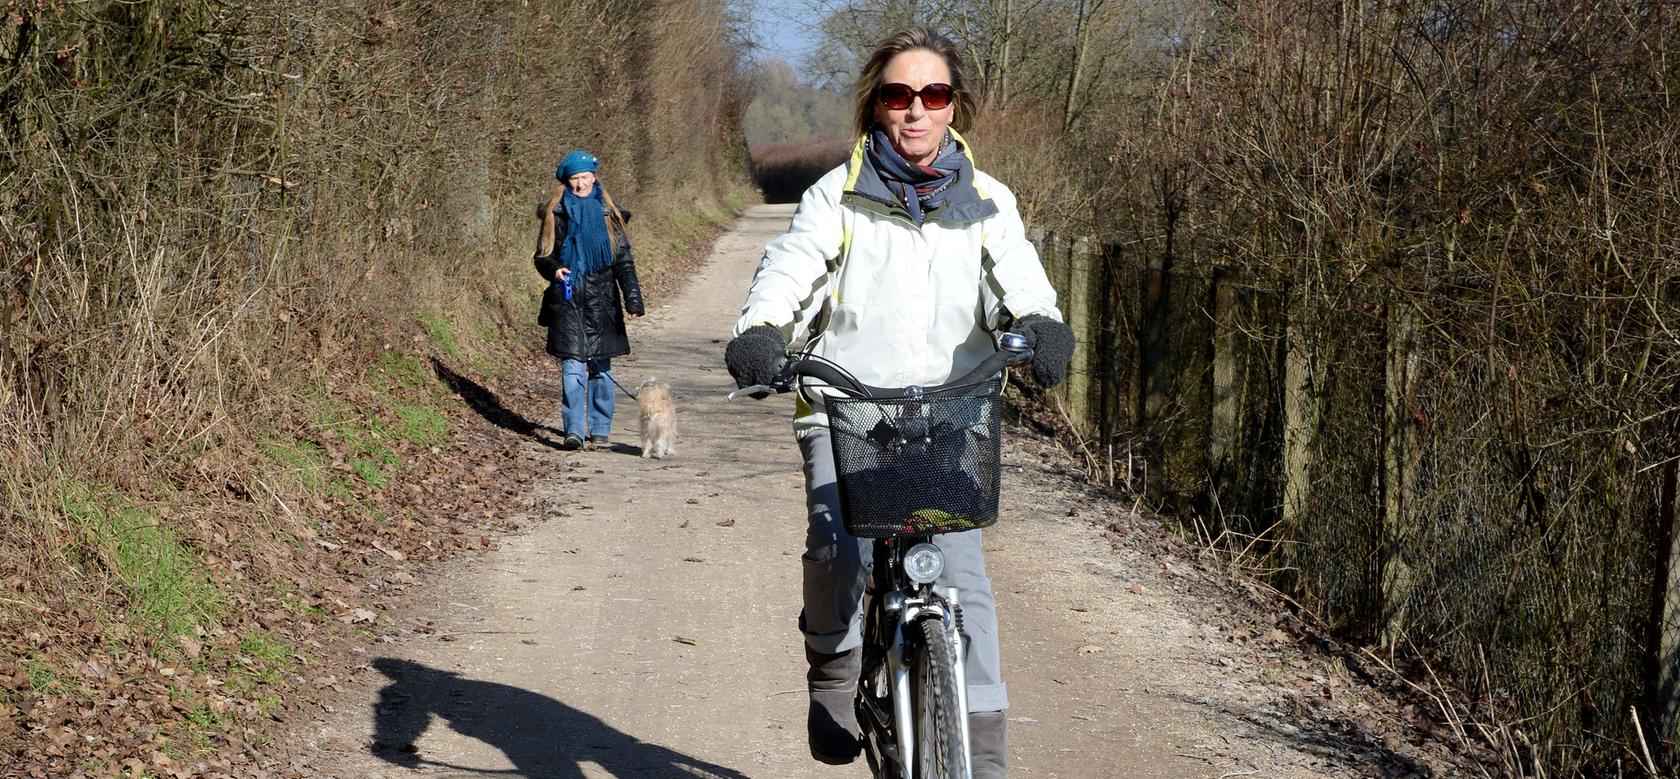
[0,0,752,772]
[997,0,1680,773]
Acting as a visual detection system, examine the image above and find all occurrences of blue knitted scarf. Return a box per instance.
[561,187,615,275]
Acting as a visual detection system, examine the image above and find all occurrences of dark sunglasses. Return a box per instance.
[877,82,955,111]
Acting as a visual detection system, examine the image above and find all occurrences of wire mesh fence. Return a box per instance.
[1029,229,1680,772]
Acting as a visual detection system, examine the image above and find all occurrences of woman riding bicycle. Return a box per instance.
[724,27,1074,778]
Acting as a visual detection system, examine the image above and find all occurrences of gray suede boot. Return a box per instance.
[970,710,1009,778]
[806,645,862,765]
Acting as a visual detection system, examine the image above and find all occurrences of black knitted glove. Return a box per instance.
[1010,314,1074,388]
[725,325,787,388]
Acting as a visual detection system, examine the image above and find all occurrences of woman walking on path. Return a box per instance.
[724,27,1074,778]
[535,150,645,451]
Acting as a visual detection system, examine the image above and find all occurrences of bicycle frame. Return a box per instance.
[860,536,973,779]
[727,335,1032,779]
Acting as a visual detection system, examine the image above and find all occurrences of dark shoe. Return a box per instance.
[806,645,862,765]
[560,434,584,451]
[970,710,1008,779]
[588,435,610,449]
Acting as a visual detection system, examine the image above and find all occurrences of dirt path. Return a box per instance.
[287,205,1464,778]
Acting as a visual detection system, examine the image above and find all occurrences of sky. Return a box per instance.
[751,0,822,68]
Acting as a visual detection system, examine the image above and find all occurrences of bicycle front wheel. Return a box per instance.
[913,617,967,779]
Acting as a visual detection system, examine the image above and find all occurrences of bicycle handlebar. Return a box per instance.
[727,332,1034,402]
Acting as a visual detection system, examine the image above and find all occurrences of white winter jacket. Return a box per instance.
[734,131,1062,429]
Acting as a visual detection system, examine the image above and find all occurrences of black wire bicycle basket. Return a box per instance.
[826,380,1004,539]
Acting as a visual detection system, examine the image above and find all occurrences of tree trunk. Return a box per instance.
[1649,400,1680,764]
[997,0,1012,108]
[1061,0,1089,133]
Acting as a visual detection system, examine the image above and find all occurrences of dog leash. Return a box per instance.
[607,372,639,400]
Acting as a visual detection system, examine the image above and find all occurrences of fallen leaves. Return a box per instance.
[1,352,568,774]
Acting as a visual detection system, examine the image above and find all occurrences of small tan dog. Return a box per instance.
[636,377,676,459]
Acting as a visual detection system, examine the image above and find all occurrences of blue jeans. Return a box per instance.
[560,358,615,438]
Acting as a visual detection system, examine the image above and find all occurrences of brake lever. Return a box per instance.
[726,384,779,401]
[727,353,798,401]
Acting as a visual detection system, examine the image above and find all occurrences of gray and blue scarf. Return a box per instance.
[561,187,615,275]
[867,128,966,225]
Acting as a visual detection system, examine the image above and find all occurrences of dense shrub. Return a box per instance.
[0,0,752,768]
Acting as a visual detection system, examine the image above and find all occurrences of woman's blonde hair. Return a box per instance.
[850,27,972,139]
[537,182,626,258]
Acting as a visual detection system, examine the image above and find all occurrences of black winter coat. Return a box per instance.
[534,203,645,361]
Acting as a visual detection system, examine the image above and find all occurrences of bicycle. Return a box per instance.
[731,333,1033,779]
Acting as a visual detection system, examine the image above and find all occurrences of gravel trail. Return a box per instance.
[290,205,1459,779]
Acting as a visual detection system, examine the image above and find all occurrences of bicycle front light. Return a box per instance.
[902,543,944,584]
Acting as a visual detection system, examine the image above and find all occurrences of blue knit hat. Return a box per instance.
[557,150,598,180]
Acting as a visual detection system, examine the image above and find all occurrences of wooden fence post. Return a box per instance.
[1380,299,1420,647]
[1066,237,1094,431]
[1280,282,1325,578]
[1209,271,1239,484]
[1039,229,1063,287]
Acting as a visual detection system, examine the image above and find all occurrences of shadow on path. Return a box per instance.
[1172,688,1425,777]
[432,358,566,450]
[593,441,646,457]
[369,658,751,778]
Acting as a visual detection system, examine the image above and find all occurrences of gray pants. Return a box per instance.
[797,426,1009,713]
